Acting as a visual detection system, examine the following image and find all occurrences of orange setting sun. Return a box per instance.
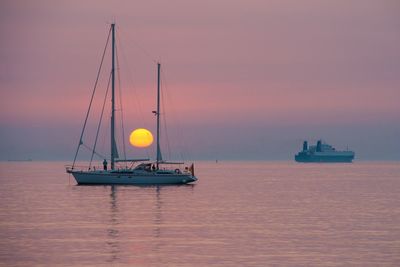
[129,128,153,148]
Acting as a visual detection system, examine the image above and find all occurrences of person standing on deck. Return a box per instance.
[103,159,108,171]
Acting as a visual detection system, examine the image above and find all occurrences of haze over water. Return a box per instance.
[1,161,399,266]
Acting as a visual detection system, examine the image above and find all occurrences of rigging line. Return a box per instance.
[89,71,112,169]
[100,104,111,156]
[115,41,127,167]
[116,29,152,160]
[116,25,158,64]
[116,30,144,121]
[72,26,112,168]
[160,68,172,160]
[82,143,107,160]
[161,66,190,161]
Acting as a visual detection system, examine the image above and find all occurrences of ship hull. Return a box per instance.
[295,140,355,163]
[69,171,197,185]
[295,154,354,163]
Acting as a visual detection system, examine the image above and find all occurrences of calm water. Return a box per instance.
[0,161,399,266]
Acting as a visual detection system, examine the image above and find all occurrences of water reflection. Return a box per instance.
[151,186,164,260]
[103,184,196,264]
[151,184,195,258]
[153,186,162,239]
[107,185,119,263]
[2,162,399,266]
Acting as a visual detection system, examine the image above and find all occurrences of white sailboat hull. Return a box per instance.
[69,171,197,185]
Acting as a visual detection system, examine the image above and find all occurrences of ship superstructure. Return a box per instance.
[295,140,355,163]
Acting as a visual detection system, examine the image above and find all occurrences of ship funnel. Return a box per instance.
[303,141,308,151]
[316,140,322,152]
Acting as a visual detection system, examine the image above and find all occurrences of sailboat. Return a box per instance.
[66,23,197,185]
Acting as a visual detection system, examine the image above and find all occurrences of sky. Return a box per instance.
[0,0,399,161]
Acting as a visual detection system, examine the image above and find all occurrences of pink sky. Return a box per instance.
[1,0,399,160]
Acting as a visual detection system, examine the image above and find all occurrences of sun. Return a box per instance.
[129,128,154,148]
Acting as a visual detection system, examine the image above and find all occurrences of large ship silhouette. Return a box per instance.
[295,140,355,163]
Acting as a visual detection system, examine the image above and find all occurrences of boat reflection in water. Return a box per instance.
[104,184,195,264]
[106,186,120,263]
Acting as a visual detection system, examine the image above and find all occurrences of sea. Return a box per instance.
[0,161,399,267]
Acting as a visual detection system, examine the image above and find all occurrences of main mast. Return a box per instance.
[110,23,116,170]
[156,63,162,169]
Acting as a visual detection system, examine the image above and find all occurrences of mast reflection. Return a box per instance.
[106,185,120,263]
